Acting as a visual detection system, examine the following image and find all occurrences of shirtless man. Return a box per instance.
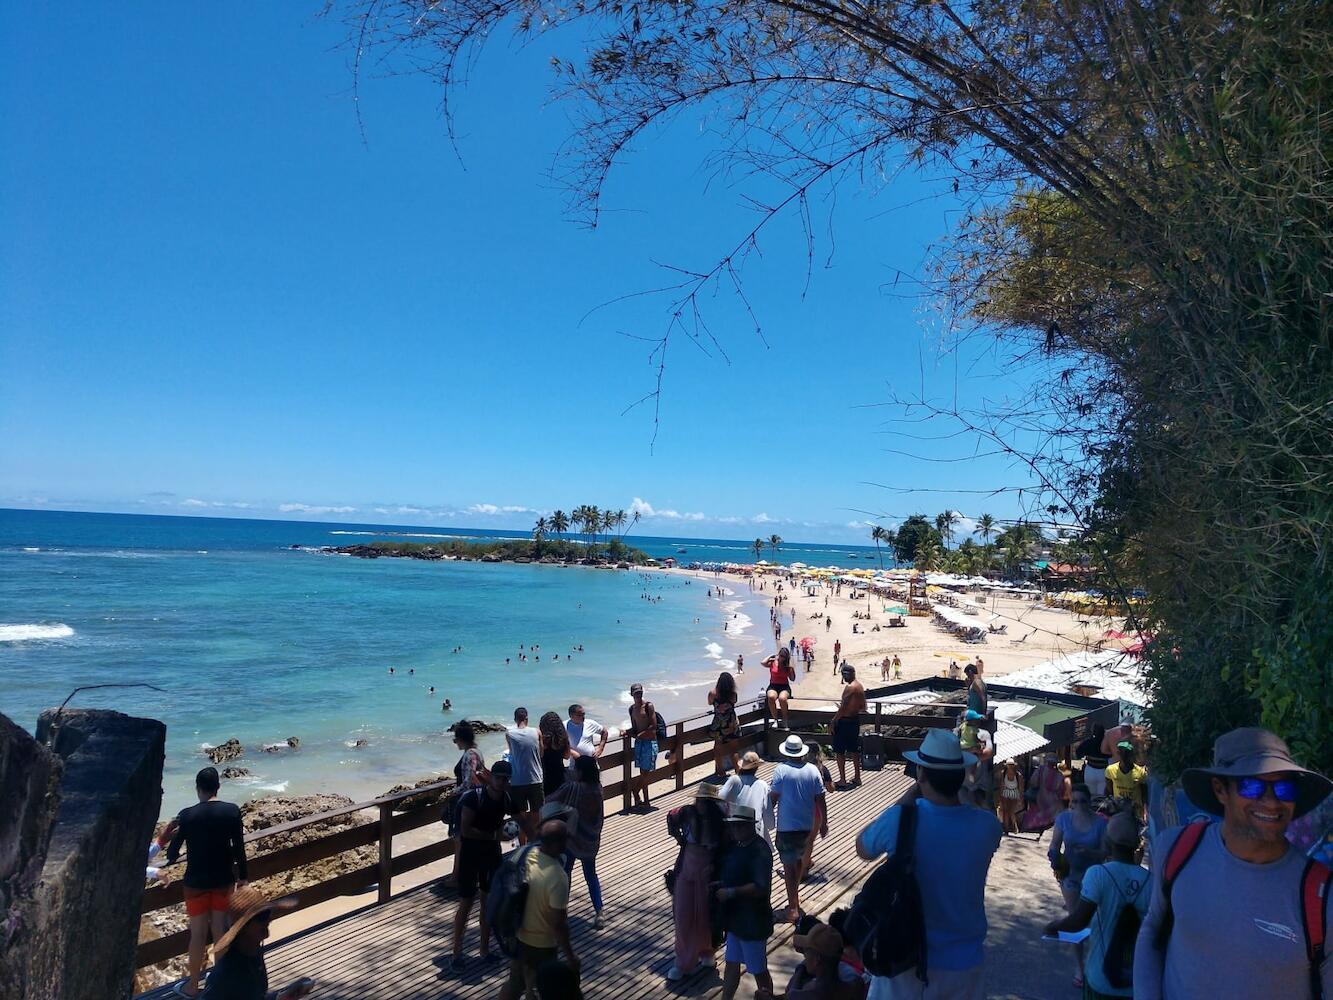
[881,655,891,681]
[830,664,866,788]
[628,684,658,811]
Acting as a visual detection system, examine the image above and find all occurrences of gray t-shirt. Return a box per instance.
[506,725,542,786]
[1134,821,1333,999]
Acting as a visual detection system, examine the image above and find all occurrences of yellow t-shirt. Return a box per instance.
[516,849,570,949]
[1105,762,1147,802]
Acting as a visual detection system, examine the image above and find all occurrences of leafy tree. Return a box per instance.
[934,511,960,550]
[977,514,996,545]
[752,538,764,560]
[346,1,1333,777]
[549,510,569,539]
[768,534,782,558]
[892,515,943,565]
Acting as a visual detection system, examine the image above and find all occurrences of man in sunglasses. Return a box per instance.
[1134,727,1332,1000]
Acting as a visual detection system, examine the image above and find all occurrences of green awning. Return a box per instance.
[1010,702,1085,738]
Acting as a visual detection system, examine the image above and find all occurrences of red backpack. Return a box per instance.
[1157,820,1331,999]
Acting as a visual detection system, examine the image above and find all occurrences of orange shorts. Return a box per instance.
[183,885,233,917]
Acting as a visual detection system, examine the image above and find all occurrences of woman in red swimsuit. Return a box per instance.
[765,647,796,729]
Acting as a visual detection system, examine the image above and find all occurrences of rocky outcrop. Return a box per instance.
[379,776,452,813]
[220,766,251,780]
[204,738,243,764]
[1,709,165,1000]
[260,737,300,753]
[448,719,507,735]
[286,736,300,749]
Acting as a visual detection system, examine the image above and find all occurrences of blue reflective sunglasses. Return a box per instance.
[1235,776,1298,802]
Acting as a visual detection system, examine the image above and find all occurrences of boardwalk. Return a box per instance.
[142,762,913,999]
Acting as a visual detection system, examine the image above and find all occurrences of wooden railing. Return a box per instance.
[138,700,766,969]
[137,692,976,969]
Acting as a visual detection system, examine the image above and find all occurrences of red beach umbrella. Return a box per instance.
[798,636,818,651]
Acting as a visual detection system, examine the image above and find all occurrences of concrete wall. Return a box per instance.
[0,709,165,1000]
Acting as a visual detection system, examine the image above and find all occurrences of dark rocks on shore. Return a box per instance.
[220,766,251,780]
[204,738,243,764]
[448,719,507,735]
[379,776,452,813]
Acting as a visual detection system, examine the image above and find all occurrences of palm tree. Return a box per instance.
[532,516,548,540]
[977,513,996,545]
[752,538,764,560]
[549,509,569,539]
[613,509,628,537]
[602,509,616,539]
[935,510,960,549]
[915,538,944,571]
[768,534,783,559]
[586,505,601,550]
[870,525,889,568]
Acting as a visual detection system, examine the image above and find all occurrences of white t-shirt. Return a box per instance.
[565,717,605,757]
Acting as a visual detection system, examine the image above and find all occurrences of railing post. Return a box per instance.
[675,721,685,790]
[875,701,883,734]
[377,802,392,904]
[621,734,633,813]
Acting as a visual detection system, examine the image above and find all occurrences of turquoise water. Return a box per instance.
[1,509,798,814]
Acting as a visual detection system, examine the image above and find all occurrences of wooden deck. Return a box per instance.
[140,763,913,999]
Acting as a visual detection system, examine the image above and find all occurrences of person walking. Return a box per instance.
[1048,783,1108,988]
[856,729,1004,998]
[708,671,743,778]
[892,654,903,680]
[666,784,729,981]
[166,766,248,998]
[1077,724,1110,798]
[507,707,544,840]
[1104,741,1148,821]
[1044,812,1147,999]
[996,760,1025,834]
[718,804,776,1000]
[964,663,987,716]
[201,888,312,1000]
[831,664,865,789]
[765,648,797,730]
[498,817,580,1000]
[548,756,606,929]
[832,639,842,675]
[564,704,607,761]
[538,711,571,795]
[450,761,518,972]
[1134,727,1332,1000]
[628,683,659,811]
[722,752,775,846]
[1023,752,1069,834]
[443,722,487,887]
[771,735,828,924]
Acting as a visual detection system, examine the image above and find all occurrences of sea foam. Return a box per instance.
[0,623,75,642]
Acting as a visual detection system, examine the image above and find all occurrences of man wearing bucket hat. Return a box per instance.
[717,804,776,1000]
[770,736,828,924]
[1134,727,1332,1000]
[721,751,775,844]
[200,887,311,1000]
[856,729,1003,998]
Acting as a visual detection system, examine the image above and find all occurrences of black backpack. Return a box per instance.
[1100,866,1147,990]
[629,706,670,748]
[484,843,538,958]
[842,801,927,983]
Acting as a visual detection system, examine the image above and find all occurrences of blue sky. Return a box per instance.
[1,5,1044,544]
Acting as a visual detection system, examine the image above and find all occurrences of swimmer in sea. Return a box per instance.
[409,668,415,675]
[430,686,435,694]
[442,699,452,711]
[389,667,395,674]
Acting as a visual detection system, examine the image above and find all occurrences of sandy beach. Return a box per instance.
[666,566,1123,703]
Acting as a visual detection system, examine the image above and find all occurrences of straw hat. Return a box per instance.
[213,887,297,957]
[903,729,975,770]
[693,783,725,801]
[779,735,810,760]
[1181,727,1330,818]
[793,922,844,958]
[737,751,762,773]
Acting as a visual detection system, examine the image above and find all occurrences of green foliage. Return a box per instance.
[892,515,943,564]
[341,537,652,564]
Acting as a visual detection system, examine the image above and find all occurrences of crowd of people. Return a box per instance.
[152,618,1332,1000]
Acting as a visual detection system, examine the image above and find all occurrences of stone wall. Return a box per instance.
[0,709,165,1000]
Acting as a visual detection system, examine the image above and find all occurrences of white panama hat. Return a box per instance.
[779,735,810,759]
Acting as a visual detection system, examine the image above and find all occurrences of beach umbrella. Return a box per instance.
[886,606,908,615]
[799,636,818,650]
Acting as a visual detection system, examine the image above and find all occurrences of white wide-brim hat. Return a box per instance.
[779,735,810,759]
[903,728,975,770]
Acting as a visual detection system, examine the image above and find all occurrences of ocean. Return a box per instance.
[1,509,881,815]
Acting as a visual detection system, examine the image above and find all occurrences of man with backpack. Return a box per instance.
[450,760,519,973]
[628,683,663,811]
[1044,811,1147,998]
[498,816,579,1000]
[1133,727,1332,999]
[853,729,1003,998]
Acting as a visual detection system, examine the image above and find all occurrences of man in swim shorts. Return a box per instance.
[830,664,865,788]
[629,683,658,810]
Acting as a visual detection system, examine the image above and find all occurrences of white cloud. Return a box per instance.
[467,503,536,517]
[181,498,210,508]
[715,516,744,525]
[279,502,357,515]
[180,498,255,510]
[751,512,777,524]
[629,497,706,521]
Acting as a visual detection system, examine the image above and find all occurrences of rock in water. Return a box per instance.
[447,718,507,735]
[286,736,300,749]
[204,738,243,764]
[220,766,251,779]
